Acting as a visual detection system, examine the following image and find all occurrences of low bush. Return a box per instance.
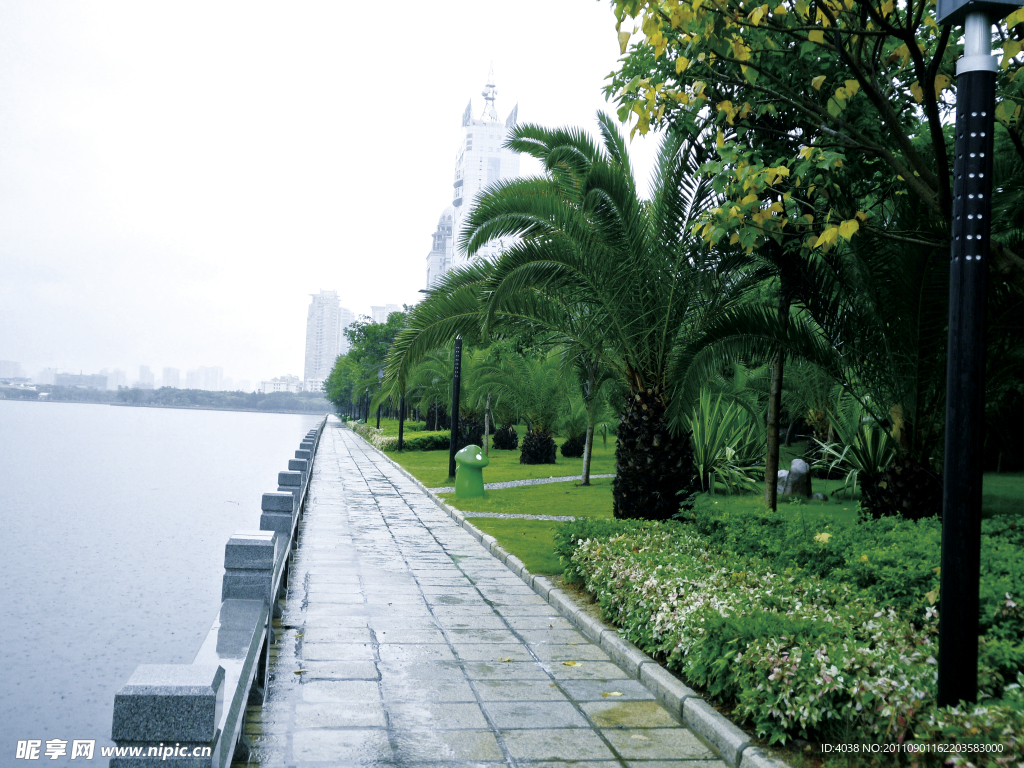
[401,431,451,451]
[555,509,1024,756]
[348,421,450,452]
[492,424,519,450]
[560,433,586,458]
[520,430,556,464]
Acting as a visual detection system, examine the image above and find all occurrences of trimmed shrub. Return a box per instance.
[492,424,519,450]
[401,431,450,451]
[560,433,586,458]
[520,430,556,464]
[555,509,1024,752]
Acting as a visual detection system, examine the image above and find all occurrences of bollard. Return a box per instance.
[288,458,308,485]
[222,531,280,603]
[111,664,225,762]
[295,448,311,462]
[277,471,302,514]
[259,493,294,537]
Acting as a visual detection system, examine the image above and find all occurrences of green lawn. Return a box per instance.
[391,433,618,487]
[468,517,566,575]
[440,478,614,519]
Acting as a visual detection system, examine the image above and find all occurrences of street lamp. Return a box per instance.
[448,337,462,479]
[936,0,1018,708]
[376,368,384,429]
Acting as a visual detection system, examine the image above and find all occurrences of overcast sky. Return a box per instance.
[0,1,659,385]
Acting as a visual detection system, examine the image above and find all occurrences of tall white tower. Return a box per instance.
[426,66,521,288]
[303,290,354,392]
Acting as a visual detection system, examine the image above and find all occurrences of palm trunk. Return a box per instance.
[765,351,784,511]
[483,393,491,457]
[613,383,695,520]
[581,423,595,486]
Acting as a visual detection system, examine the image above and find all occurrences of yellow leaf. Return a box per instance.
[676,56,690,74]
[844,79,860,97]
[859,554,869,563]
[619,30,631,54]
[1006,7,1024,26]
[814,532,832,543]
[811,75,827,90]
[910,81,923,104]
[880,0,894,15]
[716,130,725,148]
[730,232,740,245]
[498,657,512,662]
[798,145,815,160]
[563,661,579,666]
[926,589,939,605]
[774,2,788,13]
[294,669,307,674]
[855,211,868,222]
[838,218,860,239]
[602,691,624,697]
[814,226,839,248]
[808,29,824,43]
[996,100,1019,124]
[934,74,952,98]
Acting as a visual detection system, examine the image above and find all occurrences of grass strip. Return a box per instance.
[468,517,567,575]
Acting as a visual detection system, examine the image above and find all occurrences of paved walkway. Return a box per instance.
[241,419,721,767]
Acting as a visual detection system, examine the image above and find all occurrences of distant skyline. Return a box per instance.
[0,1,658,384]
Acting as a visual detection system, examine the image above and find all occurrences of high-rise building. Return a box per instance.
[0,361,25,379]
[370,304,402,324]
[304,290,355,393]
[137,366,155,389]
[184,366,223,391]
[100,369,127,390]
[162,367,180,389]
[427,66,521,288]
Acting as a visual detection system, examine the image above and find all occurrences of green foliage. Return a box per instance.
[556,501,1024,748]
[687,388,765,493]
[324,309,408,413]
[397,431,451,452]
[812,393,897,498]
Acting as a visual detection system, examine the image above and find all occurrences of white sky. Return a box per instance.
[0,1,658,386]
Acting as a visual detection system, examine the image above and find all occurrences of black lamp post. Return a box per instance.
[936,0,1017,708]
[376,369,384,429]
[448,337,462,479]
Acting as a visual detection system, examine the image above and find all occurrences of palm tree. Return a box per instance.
[457,113,752,519]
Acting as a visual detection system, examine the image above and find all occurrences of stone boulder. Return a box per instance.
[783,458,813,497]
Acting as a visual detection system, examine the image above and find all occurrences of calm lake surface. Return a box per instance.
[0,400,325,760]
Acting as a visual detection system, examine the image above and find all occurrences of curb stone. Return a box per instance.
[347,426,788,768]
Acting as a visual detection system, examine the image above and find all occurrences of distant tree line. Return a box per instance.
[0,385,330,413]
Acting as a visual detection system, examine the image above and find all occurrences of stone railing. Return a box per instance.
[107,417,328,766]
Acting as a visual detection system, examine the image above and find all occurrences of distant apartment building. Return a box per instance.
[55,372,108,389]
[370,304,402,324]
[261,375,302,394]
[100,369,127,390]
[185,366,224,391]
[136,366,155,389]
[0,360,25,379]
[304,290,355,393]
[162,367,181,388]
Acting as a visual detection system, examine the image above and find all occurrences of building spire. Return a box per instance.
[480,62,499,122]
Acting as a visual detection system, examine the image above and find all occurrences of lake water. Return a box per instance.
[0,400,325,762]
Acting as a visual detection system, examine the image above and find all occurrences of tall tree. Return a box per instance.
[606,0,1024,290]
[459,114,752,519]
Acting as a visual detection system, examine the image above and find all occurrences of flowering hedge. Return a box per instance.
[556,513,1023,762]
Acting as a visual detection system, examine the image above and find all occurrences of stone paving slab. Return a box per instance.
[239,418,726,768]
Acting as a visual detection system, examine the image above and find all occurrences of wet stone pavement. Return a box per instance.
[239,419,723,768]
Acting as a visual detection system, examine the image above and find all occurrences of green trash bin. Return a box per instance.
[454,444,489,498]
